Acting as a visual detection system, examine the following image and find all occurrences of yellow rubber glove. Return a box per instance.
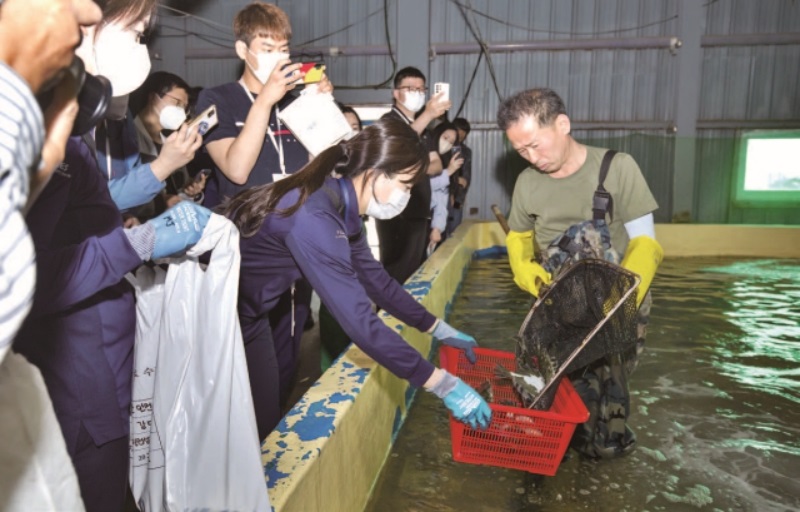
[506,230,551,297]
[621,235,664,307]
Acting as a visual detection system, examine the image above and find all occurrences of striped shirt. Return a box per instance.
[0,63,44,357]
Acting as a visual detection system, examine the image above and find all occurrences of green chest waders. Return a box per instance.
[536,150,650,459]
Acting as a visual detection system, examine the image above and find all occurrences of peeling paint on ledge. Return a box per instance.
[262,286,415,496]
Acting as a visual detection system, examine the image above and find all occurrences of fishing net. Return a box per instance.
[517,258,640,409]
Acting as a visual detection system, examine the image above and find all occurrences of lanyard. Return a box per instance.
[239,81,286,176]
[104,124,113,181]
[93,120,113,181]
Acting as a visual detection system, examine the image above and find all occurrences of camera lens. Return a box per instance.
[71,68,112,135]
[35,57,112,136]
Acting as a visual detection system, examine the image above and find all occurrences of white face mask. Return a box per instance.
[248,49,290,84]
[159,105,186,131]
[439,139,453,154]
[94,23,151,97]
[401,91,426,113]
[366,175,411,220]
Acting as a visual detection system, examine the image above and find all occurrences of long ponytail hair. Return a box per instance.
[222,116,430,237]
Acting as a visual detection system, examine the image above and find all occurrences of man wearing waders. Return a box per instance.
[498,88,663,459]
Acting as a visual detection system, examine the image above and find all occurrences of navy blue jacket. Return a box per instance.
[16,136,142,447]
[238,177,437,387]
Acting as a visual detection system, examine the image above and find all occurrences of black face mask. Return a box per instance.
[37,57,112,136]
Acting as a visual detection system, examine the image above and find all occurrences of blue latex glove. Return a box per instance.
[432,319,478,364]
[428,370,491,430]
[149,202,211,259]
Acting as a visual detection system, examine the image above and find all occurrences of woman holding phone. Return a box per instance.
[428,121,464,250]
[96,75,203,215]
[126,71,209,221]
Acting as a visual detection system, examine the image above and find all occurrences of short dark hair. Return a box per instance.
[234,1,292,45]
[130,71,191,116]
[393,66,426,89]
[497,88,567,131]
[452,117,471,134]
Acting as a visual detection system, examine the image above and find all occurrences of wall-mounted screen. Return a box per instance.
[734,130,800,207]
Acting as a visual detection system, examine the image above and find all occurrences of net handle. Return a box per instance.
[491,204,511,234]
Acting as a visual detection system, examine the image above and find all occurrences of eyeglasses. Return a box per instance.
[396,86,427,94]
[162,93,189,112]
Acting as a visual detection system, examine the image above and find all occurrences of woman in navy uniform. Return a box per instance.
[223,117,492,440]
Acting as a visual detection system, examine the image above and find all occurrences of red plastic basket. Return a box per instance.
[439,346,590,476]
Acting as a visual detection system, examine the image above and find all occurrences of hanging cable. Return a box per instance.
[447,0,679,37]
[155,3,386,54]
[451,0,503,102]
[454,51,483,118]
[154,22,236,48]
[465,0,502,101]
[378,0,398,86]
[336,0,398,90]
[156,4,235,37]
[294,5,386,47]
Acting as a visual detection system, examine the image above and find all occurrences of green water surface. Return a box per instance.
[365,257,800,512]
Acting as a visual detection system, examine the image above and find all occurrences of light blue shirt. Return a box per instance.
[430,171,450,232]
[95,114,164,211]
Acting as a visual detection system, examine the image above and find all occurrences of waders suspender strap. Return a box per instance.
[555,149,618,257]
[592,150,617,222]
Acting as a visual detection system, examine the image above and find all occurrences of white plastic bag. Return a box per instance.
[277,90,352,156]
[0,351,85,512]
[128,214,269,512]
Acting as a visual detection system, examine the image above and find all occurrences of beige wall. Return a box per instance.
[656,224,800,258]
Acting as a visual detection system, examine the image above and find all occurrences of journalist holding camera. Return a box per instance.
[10,1,213,511]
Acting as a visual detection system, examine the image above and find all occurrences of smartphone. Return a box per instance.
[427,241,437,258]
[289,62,326,84]
[186,104,218,136]
[193,168,211,183]
[434,82,450,102]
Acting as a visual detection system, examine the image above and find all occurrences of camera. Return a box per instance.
[283,62,326,85]
[37,57,112,136]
